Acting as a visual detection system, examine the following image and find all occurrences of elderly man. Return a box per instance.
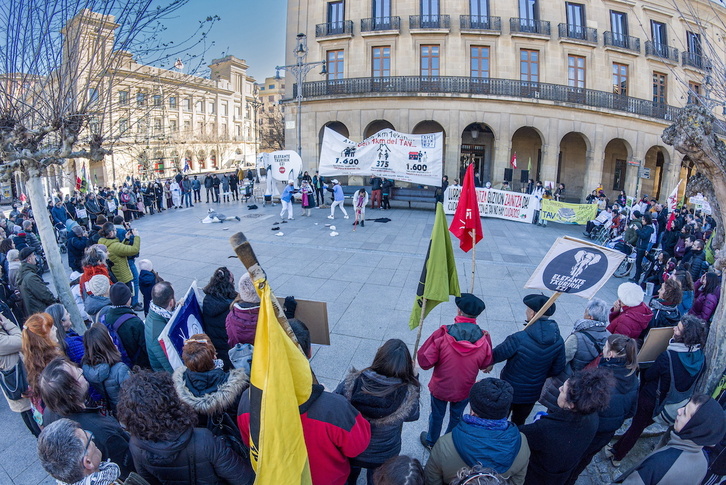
[583,205,613,238]
[17,247,57,316]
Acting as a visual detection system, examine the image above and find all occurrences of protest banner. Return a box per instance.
[540,199,597,225]
[319,127,443,185]
[158,282,205,370]
[443,186,535,224]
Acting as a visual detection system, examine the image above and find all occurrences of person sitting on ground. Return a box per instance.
[418,294,493,449]
[689,272,721,323]
[84,274,112,323]
[640,278,682,341]
[104,282,149,369]
[81,323,131,414]
[118,369,254,485]
[173,333,248,427]
[424,378,530,485]
[491,294,566,426]
[226,273,261,347]
[607,282,653,339]
[583,205,613,238]
[145,282,175,373]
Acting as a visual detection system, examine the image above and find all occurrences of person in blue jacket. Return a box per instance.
[327,179,349,220]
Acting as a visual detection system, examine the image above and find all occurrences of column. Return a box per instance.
[583,129,604,201]
[539,144,559,189]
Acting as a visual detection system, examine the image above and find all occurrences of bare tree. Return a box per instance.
[0,1,216,332]
[258,107,285,152]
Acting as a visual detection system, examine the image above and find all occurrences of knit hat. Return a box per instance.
[109,282,132,306]
[678,396,726,446]
[87,275,110,296]
[137,259,153,272]
[19,247,34,261]
[618,282,644,308]
[455,293,486,317]
[238,273,260,303]
[632,210,642,219]
[331,179,339,184]
[469,378,514,420]
[523,294,556,316]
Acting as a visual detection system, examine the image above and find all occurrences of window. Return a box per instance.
[653,72,667,104]
[222,103,228,116]
[183,120,191,133]
[221,123,227,135]
[169,97,177,109]
[372,46,391,77]
[470,0,489,18]
[688,81,701,104]
[373,0,391,19]
[687,31,702,55]
[118,119,128,134]
[184,98,191,111]
[519,0,538,22]
[87,88,99,105]
[268,96,274,102]
[118,90,128,106]
[520,49,539,83]
[613,63,628,95]
[196,100,204,113]
[268,84,274,89]
[169,119,177,132]
[566,3,585,37]
[327,1,344,33]
[610,11,628,45]
[197,122,204,134]
[420,45,440,77]
[153,118,162,133]
[327,50,345,80]
[153,95,162,107]
[470,46,490,78]
[651,21,667,48]
[568,55,585,88]
[136,93,146,107]
[208,102,216,114]
[421,0,440,27]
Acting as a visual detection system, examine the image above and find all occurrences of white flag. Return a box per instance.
[174,58,184,70]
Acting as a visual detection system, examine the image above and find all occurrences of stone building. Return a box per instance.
[283,0,725,201]
[257,76,286,151]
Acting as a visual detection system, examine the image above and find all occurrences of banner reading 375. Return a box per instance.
[319,127,443,185]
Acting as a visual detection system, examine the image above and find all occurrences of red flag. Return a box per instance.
[449,164,483,252]
[666,180,683,230]
[510,152,518,169]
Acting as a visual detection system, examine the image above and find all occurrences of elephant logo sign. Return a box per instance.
[541,247,608,293]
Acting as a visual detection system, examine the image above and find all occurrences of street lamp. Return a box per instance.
[249,84,262,163]
[275,33,327,156]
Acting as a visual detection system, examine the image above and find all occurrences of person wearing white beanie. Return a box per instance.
[225,273,261,347]
[84,274,112,323]
[607,282,653,339]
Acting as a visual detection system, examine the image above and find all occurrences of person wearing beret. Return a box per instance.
[417,293,493,450]
[490,294,566,426]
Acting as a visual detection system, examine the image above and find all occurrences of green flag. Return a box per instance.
[527,157,532,173]
[409,202,460,330]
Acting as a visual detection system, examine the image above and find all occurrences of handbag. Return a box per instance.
[0,359,29,401]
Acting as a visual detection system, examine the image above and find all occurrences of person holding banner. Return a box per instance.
[145,282,175,373]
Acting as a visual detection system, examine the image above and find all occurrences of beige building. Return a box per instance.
[257,76,286,151]
[283,0,724,202]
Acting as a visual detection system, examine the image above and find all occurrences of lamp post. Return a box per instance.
[249,84,262,166]
[275,33,327,156]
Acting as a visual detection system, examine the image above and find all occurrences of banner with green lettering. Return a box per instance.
[540,200,597,225]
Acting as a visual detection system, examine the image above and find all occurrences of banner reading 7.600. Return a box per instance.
[318,127,443,185]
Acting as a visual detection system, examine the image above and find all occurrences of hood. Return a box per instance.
[573,318,608,333]
[599,358,638,394]
[670,345,705,377]
[524,318,561,345]
[131,427,193,466]
[85,295,111,315]
[82,363,111,385]
[342,369,419,426]
[448,322,484,343]
[60,461,121,485]
[678,398,726,446]
[173,367,248,415]
[451,416,522,473]
[651,299,679,312]
[106,305,138,320]
[443,330,491,356]
[139,270,156,285]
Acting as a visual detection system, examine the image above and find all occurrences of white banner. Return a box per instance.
[443,186,536,224]
[262,150,303,182]
[525,236,626,299]
[319,127,443,185]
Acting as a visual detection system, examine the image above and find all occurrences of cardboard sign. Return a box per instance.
[637,327,675,364]
[525,236,626,299]
[278,298,330,346]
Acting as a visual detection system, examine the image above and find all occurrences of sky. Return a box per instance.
[156,0,288,82]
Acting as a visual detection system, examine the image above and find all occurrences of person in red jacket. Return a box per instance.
[607,282,653,338]
[237,319,371,485]
[417,293,493,450]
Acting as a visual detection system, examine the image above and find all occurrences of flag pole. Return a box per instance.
[412,298,428,366]
[470,230,476,292]
[524,292,562,329]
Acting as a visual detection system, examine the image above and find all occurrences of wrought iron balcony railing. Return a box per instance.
[315,20,354,38]
[682,51,711,71]
[460,15,502,33]
[510,18,551,36]
[558,23,597,43]
[603,32,640,53]
[361,16,401,32]
[409,15,450,30]
[645,41,679,62]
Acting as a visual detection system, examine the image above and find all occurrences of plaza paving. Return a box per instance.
[0,195,659,484]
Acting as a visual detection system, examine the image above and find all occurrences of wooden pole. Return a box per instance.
[412,298,428,366]
[470,230,476,293]
[524,292,563,329]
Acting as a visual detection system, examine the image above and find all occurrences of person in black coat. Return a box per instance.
[681,239,709,281]
[229,173,239,201]
[491,294,566,425]
[632,213,654,283]
[202,267,237,370]
[66,225,90,273]
[521,369,612,485]
[203,174,214,203]
[118,369,254,485]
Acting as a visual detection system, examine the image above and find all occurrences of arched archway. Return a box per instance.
[558,132,590,200]
[412,120,446,178]
[154,151,165,174]
[318,121,350,147]
[460,122,494,185]
[210,150,217,170]
[184,150,193,172]
[198,150,206,171]
[603,138,633,199]
[642,146,670,201]
[510,127,543,191]
[364,120,395,138]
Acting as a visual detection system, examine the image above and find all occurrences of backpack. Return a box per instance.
[207,412,248,460]
[100,313,137,367]
[653,351,703,425]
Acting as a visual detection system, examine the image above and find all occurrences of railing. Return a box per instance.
[510,18,551,36]
[315,20,354,38]
[296,76,682,122]
[460,15,502,32]
[409,15,450,30]
[645,41,679,62]
[682,51,711,70]
[361,16,400,32]
[603,32,640,53]
[558,24,597,43]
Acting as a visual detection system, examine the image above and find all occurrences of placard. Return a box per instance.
[277,298,330,346]
[158,282,205,369]
[540,199,597,225]
[637,327,675,363]
[443,186,535,224]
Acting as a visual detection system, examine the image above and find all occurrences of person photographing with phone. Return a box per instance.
[98,222,140,295]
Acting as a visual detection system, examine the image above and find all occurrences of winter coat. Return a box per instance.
[202,292,235,370]
[689,279,720,322]
[105,306,149,368]
[424,417,530,485]
[595,357,638,434]
[129,427,254,485]
[173,367,248,427]
[85,295,112,322]
[17,262,57,316]
[0,320,31,412]
[417,320,493,402]
[635,224,654,251]
[139,269,157,316]
[677,290,694,316]
[645,299,681,335]
[640,344,704,402]
[335,369,420,465]
[607,302,653,339]
[683,248,708,281]
[225,302,260,347]
[619,432,709,485]
[64,328,85,364]
[99,236,140,284]
[492,318,566,404]
[521,408,599,484]
[238,384,371,485]
[204,176,214,189]
[82,362,130,411]
[67,232,90,273]
[145,307,173,373]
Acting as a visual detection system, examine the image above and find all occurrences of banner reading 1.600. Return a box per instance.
[319,127,443,185]
[443,186,536,224]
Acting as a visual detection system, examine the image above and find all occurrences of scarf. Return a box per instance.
[572,318,607,333]
[62,461,121,485]
[667,340,701,353]
[149,302,172,320]
[454,316,478,324]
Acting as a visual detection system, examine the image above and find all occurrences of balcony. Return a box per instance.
[558,24,597,44]
[460,15,502,33]
[603,32,640,53]
[645,41,679,63]
[682,51,711,71]
[361,16,401,33]
[409,15,450,31]
[510,18,551,37]
[315,20,354,38]
[296,76,682,122]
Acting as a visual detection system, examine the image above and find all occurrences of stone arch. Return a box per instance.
[602,138,633,200]
[318,121,350,147]
[198,150,206,170]
[511,126,544,191]
[154,150,165,174]
[412,120,446,177]
[642,146,670,201]
[210,150,217,169]
[558,132,591,200]
[460,122,495,185]
[184,150,193,172]
[364,119,396,138]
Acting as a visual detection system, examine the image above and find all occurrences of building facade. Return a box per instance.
[284,0,725,202]
[257,76,286,151]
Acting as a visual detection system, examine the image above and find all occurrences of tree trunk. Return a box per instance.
[24,172,86,334]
